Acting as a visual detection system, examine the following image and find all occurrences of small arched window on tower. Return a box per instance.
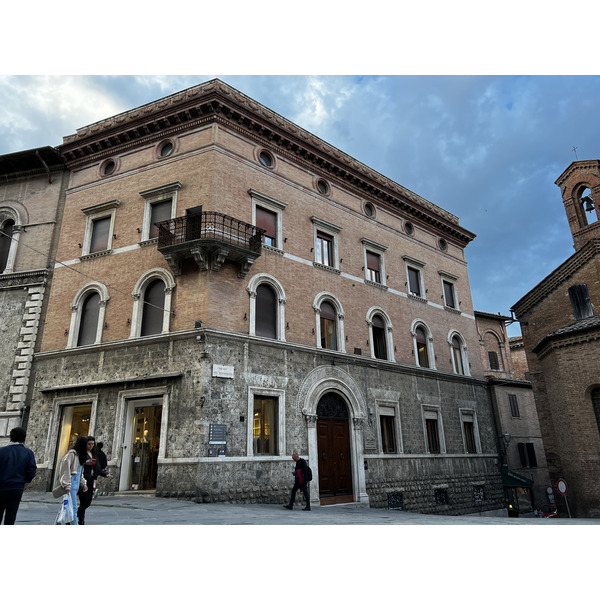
[568,283,594,320]
[578,187,598,226]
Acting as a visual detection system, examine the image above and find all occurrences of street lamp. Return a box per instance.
[500,432,511,467]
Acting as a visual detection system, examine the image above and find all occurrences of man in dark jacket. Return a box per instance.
[283,452,310,511]
[0,427,37,525]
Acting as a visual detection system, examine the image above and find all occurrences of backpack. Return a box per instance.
[305,465,313,482]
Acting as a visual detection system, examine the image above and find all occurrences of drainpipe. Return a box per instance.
[35,150,52,184]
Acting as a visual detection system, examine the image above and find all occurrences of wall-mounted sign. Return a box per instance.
[209,423,227,445]
[213,364,234,379]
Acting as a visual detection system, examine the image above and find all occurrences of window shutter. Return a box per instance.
[256,207,277,239]
[78,292,100,346]
[255,284,277,339]
[488,351,499,370]
[150,200,172,238]
[90,216,110,253]
[367,251,379,271]
[141,279,166,336]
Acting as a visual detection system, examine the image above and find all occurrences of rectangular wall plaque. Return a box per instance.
[209,423,227,444]
[213,364,234,378]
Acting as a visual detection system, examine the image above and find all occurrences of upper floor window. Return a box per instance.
[311,217,341,271]
[367,308,394,362]
[0,216,15,273]
[568,283,593,320]
[249,189,287,251]
[592,389,600,437]
[423,406,445,454]
[404,256,426,299]
[412,321,435,369]
[314,293,345,352]
[449,332,469,375]
[247,273,287,341]
[484,332,504,371]
[68,282,110,348]
[81,200,120,257]
[130,269,175,338]
[440,271,458,310]
[508,393,520,417]
[460,410,480,454]
[362,238,387,286]
[139,182,181,242]
[518,442,538,468]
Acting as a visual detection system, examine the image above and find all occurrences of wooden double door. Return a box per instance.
[316,392,353,504]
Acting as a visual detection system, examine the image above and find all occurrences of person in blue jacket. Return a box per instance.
[0,427,37,525]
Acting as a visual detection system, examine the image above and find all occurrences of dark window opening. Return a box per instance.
[593,389,600,437]
[89,216,111,253]
[452,335,465,374]
[77,292,100,346]
[426,417,440,453]
[256,206,277,247]
[372,315,387,360]
[366,251,381,283]
[488,351,500,371]
[509,394,520,418]
[141,279,166,336]
[255,283,277,339]
[380,414,396,453]
[443,280,456,308]
[0,219,14,273]
[150,200,172,239]
[416,326,429,368]
[320,301,337,350]
[568,283,593,320]
[408,266,421,296]
[518,442,538,468]
[435,488,449,505]
[463,420,476,453]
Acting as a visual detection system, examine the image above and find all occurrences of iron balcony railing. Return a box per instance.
[156,212,265,253]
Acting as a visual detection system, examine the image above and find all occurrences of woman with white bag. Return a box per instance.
[56,436,91,525]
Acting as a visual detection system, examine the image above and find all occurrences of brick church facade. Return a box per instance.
[512,159,600,518]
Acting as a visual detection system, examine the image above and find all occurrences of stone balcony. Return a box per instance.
[156,212,264,278]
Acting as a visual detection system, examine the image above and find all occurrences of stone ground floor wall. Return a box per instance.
[27,328,505,514]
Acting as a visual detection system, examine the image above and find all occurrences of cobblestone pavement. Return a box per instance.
[14,491,599,525]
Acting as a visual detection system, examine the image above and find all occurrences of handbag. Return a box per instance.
[55,493,74,525]
[52,484,66,499]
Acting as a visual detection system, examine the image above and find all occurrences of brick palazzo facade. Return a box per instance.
[20,80,507,514]
[512,159,600,518]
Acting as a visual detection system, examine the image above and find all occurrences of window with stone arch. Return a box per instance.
[68,282,110,348]
[0,207,21,274]
[591,388,600,438]
[130,269,176,338]
[483,331,504,371]
[411,320,435,369]
[246,273,287,341]
[366,307,394,361]
[448,330,469,375]
[313,292,345,352]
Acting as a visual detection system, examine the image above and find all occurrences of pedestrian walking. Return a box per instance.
[57,436,90,525]
[93,441,108,498]
[0,427,37,525]
[283,452,311,511]
[77,436,113,524]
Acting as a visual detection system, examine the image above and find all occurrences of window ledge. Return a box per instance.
[262,245,284,256]
[408,293,427,304]
[365,279,388,291]
[139,238,158,247]
[313,262,341,275]
[444,306,461,315]
[79,249,113,261]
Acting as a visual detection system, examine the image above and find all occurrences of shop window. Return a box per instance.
[253,396,278,454]
[508,393,520,418]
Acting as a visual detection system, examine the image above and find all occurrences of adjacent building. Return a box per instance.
[512,159,600,518]
[475,311,551,515]
[0,147,68,444]
[20,80,507,514]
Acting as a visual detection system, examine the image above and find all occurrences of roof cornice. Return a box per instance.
[57,79,475,246]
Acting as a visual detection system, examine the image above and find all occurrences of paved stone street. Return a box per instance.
[13,490,599,525]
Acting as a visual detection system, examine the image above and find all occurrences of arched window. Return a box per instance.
[130,269,176,338]
[68,283,110,348]
[77,292,101,346]
[592,389,600,437]
[449,332,469,375]
[412,321,435,369]
[246,273,286,341]
[366,308,394,361]
[255,283,277,339]
[483,332,504,371]
[0,219,14,273]
[141,279,166,337]
[320,301,337,350]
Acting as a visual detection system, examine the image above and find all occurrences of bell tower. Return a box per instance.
[555,159,600,251]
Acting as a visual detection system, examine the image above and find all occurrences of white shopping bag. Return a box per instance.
[55,493,74,525]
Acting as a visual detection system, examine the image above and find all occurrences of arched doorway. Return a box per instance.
[317,392,353,505]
